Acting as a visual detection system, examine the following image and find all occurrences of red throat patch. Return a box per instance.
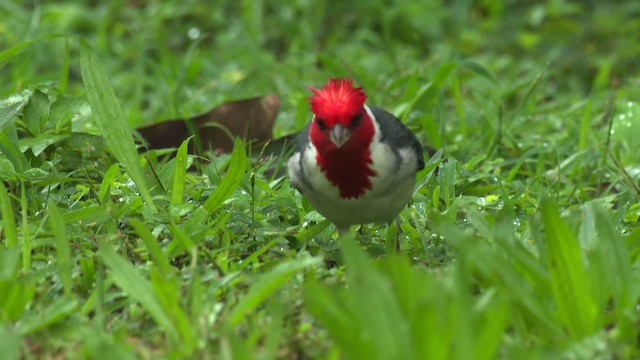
[308,78,377,199]
[315,148,377,199]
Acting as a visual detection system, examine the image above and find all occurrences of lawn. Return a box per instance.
[2,1,640,359]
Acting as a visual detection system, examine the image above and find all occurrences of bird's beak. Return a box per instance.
[328,124,351,148]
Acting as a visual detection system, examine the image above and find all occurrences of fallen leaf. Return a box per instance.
[137,93,280,154]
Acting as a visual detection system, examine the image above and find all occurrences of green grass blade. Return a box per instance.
[97,243,176,340]
[78,38,156,212]
[579,99,592,152]
[0,132,27,174]
[20,182,31,271]
[62,205,110,223]
[294,219,331,243]
[59,37,70,94]
[314,236,414,360]
[587,205,633,312]
[129,218,173,278]
[228,255,320,327]
[474,295,509,360]
[0,248,20,280]
[170,137,191,206]
[541,198,597,339]
[203,138,247,215]
[98,164,119,205]
[16,296,79,336]
[0,182,18,248]
[0,324,20,360]
[47,200,73,296]
[166,222,196,257]
[303,277,365,359]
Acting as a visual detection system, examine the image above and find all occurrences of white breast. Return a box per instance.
[288,105,420,229]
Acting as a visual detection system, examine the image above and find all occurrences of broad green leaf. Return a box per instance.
[22,89,49,135]
[19,133,68,156]
[0,156,16,180]
[78,38,156,211]
[0,102,25,130]
[49,96,86,133]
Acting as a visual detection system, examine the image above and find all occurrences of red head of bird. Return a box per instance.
[307,78,377,199]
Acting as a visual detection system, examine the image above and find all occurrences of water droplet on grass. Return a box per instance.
[188,27,201,40]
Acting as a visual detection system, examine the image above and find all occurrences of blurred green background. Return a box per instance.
[3,0,639,137]
[3,1,640,359]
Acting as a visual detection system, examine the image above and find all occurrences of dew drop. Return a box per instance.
[188,27,201,40]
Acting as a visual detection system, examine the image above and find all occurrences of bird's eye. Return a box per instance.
[316,118,327,130]
[351,113,363,128]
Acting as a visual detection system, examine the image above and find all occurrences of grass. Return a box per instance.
[2,0,640,358]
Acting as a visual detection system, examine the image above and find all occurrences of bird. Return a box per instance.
[288,78,425,249]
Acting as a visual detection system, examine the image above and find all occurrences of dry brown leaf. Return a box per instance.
[137,93,280,154]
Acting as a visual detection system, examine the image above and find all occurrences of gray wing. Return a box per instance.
[295,122,312,153]
[369,106,425,171]
[288,122,314,192]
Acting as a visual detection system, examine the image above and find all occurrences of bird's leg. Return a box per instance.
[385,218,401,254]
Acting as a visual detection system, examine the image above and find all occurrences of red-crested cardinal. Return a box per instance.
[288,78,425,238]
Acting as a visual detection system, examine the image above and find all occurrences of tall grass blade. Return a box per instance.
[97,243,176,340]
[170,137,191,206]
[0,132,28,174]
[0,325,20,360]
[228,255,319,327]
[129,218,173,277]
[79,38,156,211]
[20,183,31,271]
[541,198,597,339]
[0,182,18,248]
[16,296,78,336]
[47,200,72,296]
[203,138,246,214]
